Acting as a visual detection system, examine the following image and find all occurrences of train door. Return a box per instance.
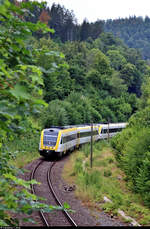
[76,132,80,148]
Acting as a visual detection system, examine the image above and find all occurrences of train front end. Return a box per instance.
[39,128,59,157]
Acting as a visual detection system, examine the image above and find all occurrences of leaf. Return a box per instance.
[48,205,62,211]
[29,74,43,85]
[29,179,40,185]
[32,99,48,107]
[63,202,70,209]
[0,101,18,119]
[0,219,9,226]
[4,173,32,189]
[9,84,30,100]
[0,0,10,18]
[4,173,17,181]
[23,189,37,200]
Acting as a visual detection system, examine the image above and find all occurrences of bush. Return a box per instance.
[112,126,150,207]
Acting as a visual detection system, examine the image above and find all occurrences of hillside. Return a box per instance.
[104,16,150,60]
[25,2,150,61]
[1,0,150,226]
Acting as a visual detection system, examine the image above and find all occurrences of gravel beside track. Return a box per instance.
[18,155,129,227]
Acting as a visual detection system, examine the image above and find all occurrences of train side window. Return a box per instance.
[103,129,107,134]
[62,133,77,143]
[80,130,98,138]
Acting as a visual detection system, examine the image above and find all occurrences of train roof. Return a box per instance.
[102,123,127,128]
[43,123,127,132]
[44,128,62,132]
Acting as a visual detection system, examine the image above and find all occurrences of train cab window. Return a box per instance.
[43,130,58,147]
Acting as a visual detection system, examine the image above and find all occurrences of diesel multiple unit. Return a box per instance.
[39,123,127,158]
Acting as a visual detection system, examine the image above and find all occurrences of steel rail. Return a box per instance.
[30,159,50,227]
[47,162,78,227]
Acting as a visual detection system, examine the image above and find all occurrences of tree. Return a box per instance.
[39,9,50,25]
[109,71,127,97]
[107,49,127,71]
[139,66,150,109]
[86,48,111,90]
[62,41,87,87]
[86,48,111,74]
[104,16,150,60]
[0,1,68,226]
[49,3,78,42]
[80,19,91,41]
[120,63,142,96]
[90,20,104,40]
[111,68,150,207]
[42,100,69,127]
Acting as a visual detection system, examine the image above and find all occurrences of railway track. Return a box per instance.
[30,158,77,227]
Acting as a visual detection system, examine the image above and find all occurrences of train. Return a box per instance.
[39,123,127,158]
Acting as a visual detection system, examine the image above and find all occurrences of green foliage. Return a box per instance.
[40,32,143,125]
[0,1,47,149]
[3,119,41,154]
[69,142,150,224]
[105,16,150,60]
[83,170,101,187]
[106,49,127,71]
[41,92,103,127]
[34,37,75,102]
[80,143,91,158]
[109,71,127,97]
[121,129,150,191]
[1,0,150,224]
[74,157,83,174]
[0,172,70,226]
[139,68,150,109]
[0,0,71,226]
[94,96,132,123]
[42,100,69,127]
[86,48,111,75]
[104,169,112,177]
[111,76,150,207]
[36,31,144,127]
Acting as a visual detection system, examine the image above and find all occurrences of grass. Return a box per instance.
[10,150,39,169]
[62,140,150,226]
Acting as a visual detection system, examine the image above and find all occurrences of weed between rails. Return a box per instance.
[62,140,150,226]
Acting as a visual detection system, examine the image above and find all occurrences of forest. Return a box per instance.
[105,16,150,60]
[0,0,150,226]
[26,2,150,60]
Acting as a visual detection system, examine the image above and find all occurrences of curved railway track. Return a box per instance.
[30,158,77,227]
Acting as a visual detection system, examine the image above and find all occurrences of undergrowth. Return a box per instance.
[62,140,150,226]
[3,119,41,169]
